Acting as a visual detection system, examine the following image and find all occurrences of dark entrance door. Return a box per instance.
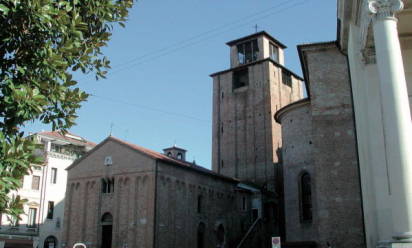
[197,222,205,248]
[101,224,112,248]
[101,213,113,248]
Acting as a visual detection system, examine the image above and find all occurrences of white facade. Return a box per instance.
[0,132,94,248]
[338,0,412,247]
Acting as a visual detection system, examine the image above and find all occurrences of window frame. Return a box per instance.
[32,175,40,190]
[27,208,37,227]
[269,43,279,62]
[237,39,259,65]
[197,195,202,214]
[177,153,183,160]
[299,171,313,223]
[233,68,249,90]
[50,168,57,184]
[241,196,247,211]
[102,178,115,194]
[47,201,54,220]
[282,69,292,87]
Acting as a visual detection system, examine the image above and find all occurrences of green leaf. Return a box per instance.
[0,4,9,14]
[0,0,133,219]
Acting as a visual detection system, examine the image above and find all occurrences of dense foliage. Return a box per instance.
[0,0,133,221]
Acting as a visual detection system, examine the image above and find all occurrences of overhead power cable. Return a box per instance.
[90,94,210,124]
[80,0,310,82]
[108,0,300,69]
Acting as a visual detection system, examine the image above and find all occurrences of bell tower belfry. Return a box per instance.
[210,31,303,192]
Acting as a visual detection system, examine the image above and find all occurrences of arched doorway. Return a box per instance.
[44,236,57,248]
[216,224,225,248]
[197,222,205,248]
[101,213,113,248]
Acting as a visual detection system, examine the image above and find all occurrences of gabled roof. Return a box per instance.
[67,136,239,183]
[37,131,96,147]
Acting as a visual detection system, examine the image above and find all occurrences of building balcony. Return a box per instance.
[0,225,39,236]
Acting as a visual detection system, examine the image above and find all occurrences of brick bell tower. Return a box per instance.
[210,31,303,192]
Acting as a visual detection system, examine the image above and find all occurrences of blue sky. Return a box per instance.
[24,0,337,168]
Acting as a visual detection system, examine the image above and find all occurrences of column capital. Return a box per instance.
[368,0,404,20]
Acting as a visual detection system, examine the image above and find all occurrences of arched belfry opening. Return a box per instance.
[163,145,187,161]
[101,212,113,248]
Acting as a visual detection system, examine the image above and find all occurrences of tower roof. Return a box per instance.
[163,145,187,152]
[226,31,287,49]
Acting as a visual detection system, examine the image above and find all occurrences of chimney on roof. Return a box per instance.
[163,145,187,161]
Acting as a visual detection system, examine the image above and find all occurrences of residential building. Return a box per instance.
[0,131,95,248]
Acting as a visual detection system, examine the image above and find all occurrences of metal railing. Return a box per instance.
[236,218,262,248]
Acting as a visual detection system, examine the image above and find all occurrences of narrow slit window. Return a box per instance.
[47,201,54,219]
[197,195,202,214]
[242,196,246,211]
[300,172,313,222]
[50,168,57,184]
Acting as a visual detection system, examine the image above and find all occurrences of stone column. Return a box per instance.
[368,0,412,245]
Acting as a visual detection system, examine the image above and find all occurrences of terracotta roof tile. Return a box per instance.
[108,136,238,182]
[38,131,96,147]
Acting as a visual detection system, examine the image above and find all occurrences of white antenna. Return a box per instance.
[254,24,259,33]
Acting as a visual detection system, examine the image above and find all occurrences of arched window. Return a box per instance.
[44,236,58,248]
[197,195,202,214]
[167,152,172,157]
[197,222,205,248]
[177,153,183,160]
[300,172,312,222]
[101,212,113,224]
[102,178,115,193]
